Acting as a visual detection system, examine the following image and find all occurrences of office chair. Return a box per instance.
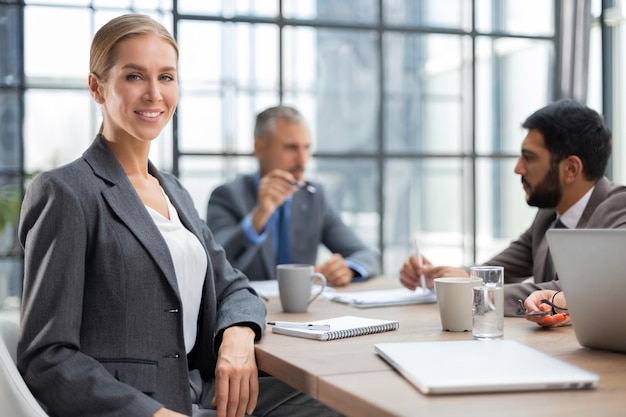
[0,317,49,416]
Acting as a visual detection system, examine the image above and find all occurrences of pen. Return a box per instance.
[414,237,427,290]
[267,321,331,331]
[289,180,317,194]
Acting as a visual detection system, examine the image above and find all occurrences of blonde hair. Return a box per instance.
[90,14,178,81]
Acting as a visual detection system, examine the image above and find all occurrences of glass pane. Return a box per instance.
[309,158,379,252]
[384,32,472,154]
[475,158,535,263]
[178,0,277,17]
[25,0,89,5]
[179,156,257,221]
[283,0,378,24]
[179,21,278,91]
[284,27,380,153]
[0,258,21,315]
[587,24,602,124]
[93,9,173,36]
[93,0,173,9]
[24,6,91,81]
[475,36,553,155]
[93,0,132,7]
[611,17,626,183]
[0,91,21,170]
[476,0,555,36]
[178,92,279,154]
[384,0,471,30]
[0,5,22,86]
[384,158,471,275]
[24,90,93,172]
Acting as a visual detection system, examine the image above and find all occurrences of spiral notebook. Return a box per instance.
[271,315,399,341]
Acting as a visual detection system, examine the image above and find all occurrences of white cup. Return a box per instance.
[277,264,327,313]
[434,277,475,332]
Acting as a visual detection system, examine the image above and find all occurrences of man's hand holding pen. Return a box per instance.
[400,253,434,290]
[399,253,469,291]
[251,170,298,233]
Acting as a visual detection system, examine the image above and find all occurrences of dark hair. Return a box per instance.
[522,99,611,181]
[254,105,306,139]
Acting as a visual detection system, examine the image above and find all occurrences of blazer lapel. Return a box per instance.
[82,136,181,300]
[533,210,556,283]
[153,167,205,251]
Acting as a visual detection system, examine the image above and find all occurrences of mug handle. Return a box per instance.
[307,272,327,305]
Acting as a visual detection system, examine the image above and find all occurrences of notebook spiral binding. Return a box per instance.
[325,322,400,341]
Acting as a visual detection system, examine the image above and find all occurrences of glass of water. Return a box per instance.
[471,266,504,340]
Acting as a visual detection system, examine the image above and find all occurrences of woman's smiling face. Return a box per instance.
[92,33,179,143]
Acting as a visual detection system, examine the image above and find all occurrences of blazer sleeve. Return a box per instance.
[206,182,265,274]
[17,173,163,417]
[482,226,535,282]
[318,188,381,278]
[503,280,563,317]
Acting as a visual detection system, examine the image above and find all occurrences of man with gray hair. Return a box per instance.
[207,105,380,286]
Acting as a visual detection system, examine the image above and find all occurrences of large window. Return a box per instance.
[174,0,552,273]
[1,0,570,313]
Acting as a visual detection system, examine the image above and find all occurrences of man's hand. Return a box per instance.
[212,326,258,417]
[399,254,469,290]
[523,290,571,328]
[316,254,354,286]
[251,169,297,233]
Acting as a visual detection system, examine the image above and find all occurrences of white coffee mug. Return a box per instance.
[277,264,327,313]
[434,277,475,332]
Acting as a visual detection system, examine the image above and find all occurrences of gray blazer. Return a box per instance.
[206,174,380,281]
[17,136,266,417]
[493,177,626,315]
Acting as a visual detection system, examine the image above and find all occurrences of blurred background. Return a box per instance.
[1,0,621,314]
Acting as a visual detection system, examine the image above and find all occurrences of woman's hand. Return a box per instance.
[213,326,259,417]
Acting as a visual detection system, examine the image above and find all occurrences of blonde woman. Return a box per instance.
[18,14,339,417]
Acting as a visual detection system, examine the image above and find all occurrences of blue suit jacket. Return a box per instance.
[206,174,380,281]
[17,136,266,417]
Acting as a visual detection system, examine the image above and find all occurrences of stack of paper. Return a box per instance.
[324,287,436,308]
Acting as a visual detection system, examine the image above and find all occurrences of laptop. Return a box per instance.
[547,228,626,353]
[375,340,598,394]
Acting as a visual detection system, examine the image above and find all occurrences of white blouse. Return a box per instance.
[145,189,207,353]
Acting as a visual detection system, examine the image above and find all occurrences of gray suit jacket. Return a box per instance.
[17,136,266,417]
[493,177,626,315]
[206,174,380,281]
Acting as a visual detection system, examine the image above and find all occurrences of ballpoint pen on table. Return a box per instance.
[267,321,331,331]
[414,237,427,290]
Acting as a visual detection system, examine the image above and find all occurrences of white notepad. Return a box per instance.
[375,340,598,394]
[325,287,436,308]
[271,315,399,341]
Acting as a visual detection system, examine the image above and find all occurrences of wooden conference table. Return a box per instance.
[254,276,626,417]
